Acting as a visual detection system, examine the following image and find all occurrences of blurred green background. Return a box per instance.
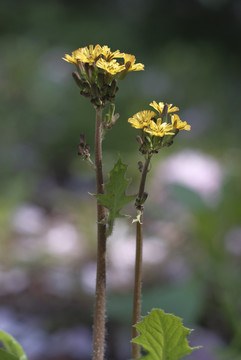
[0,0,241,359]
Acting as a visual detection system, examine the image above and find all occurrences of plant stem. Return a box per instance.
[132,155,151,359]
[92,106,107,360]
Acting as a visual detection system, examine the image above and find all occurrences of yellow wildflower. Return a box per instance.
[63,45,144,78]
[171,114,191,131]
[121,53,144,72]
[128,110,156,129]
[144,119,175,137]
[75,45,102,65]
[101,46,124,62]
[63,44,102,66]
[150,101,179,115]
[62,53,78,65]
[95,58,125,75]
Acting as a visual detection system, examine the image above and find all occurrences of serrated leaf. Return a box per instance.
[93,158,136,236]
[0,348,19,360]
[132,309,200,360]
[0,330,27,360]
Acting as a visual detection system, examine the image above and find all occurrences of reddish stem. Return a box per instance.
[132,155,151,359]
[92,107,107,360]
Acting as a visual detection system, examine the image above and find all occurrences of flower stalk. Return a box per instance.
[129,101,191,358]
[92,106,107,360]
[132,155,151,359]
[63,44,145,360]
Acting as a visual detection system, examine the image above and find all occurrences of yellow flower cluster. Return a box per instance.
[63,44,144,76]
[128,101,191,138]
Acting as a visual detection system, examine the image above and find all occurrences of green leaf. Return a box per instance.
[0,348,19,360]
[93,158,136,236]
[0,330,27,360]
[132,309,200,360]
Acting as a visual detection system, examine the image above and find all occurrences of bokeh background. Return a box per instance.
[1,0,241,359]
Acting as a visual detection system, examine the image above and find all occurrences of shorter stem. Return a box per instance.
[132,212,143,359]
[132,155,151,359]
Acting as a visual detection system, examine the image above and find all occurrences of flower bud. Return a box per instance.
[77,61,85,74]
[80,90,91,98]
[136,135,143,145]
[110,79,118,95]
[97,72,105,88]
[72,72,84,88]
[138,161,143,172]
[92,83,100,98]
[79,133,86,146]
[161,103,169,123]
[84,63,92,79]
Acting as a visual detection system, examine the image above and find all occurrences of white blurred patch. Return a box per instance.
[12,203,46,235]
[108,223,135,289]
[107,220,168,290]
[156,149,223,204]
[80,262,96,294]
[143,237,168,265]
[45,222,81,257]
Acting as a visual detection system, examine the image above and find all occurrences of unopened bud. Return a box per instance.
[80,90,91,98]
[77,61,85,74]
[104,113,111,123]
[110,79,118,95]
[97,72,105,88]
[162,103,168,117]
[161,103,169,123]
[79,134,86,146]
[78,134,91,160]
[136,135,143,145]
[112,113,119,122]
[92,83,100,98]
[125,61,131,71]
[84,63,92,79]
[91,97,103,107]
[138,161,143,172]
[72,72,84,88]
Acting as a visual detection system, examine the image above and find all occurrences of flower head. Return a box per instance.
[101,46,123,62]
[121,53,144,72]
[95,58,125,75]
[144,120,175,137]
[128,110,156,129]
[171,114,191,131]
[63,45,144,74]
[63,44,144,107]
[63,44,102,66]
[150,101,179,115]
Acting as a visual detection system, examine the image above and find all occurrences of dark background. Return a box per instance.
[0,0,241,359]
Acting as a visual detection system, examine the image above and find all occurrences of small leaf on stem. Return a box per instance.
[92,157,136,237]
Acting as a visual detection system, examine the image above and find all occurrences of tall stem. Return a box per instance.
[132,155,151,359]
[92,107,107,360]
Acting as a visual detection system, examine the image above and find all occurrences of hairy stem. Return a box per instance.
[132,155,151,359]
[132,214,143,359]
[92,107,107,360]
